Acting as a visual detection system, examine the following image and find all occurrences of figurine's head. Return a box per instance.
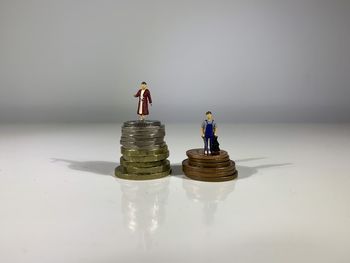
[141,81,147,89]
[206,111,213,120]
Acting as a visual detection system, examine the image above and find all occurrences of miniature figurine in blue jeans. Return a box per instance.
[201,111,217,155]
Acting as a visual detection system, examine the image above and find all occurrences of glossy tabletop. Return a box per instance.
[0,123,349,263]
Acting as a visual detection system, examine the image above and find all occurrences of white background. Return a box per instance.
[1,0,349,122]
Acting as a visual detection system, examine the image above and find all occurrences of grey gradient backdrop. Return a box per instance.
[0,0,349,123]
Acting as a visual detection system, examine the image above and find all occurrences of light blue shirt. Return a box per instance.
[201,120,217,130]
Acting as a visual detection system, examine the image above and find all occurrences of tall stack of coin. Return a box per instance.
[115,120,171,180]
[182,149,238,182]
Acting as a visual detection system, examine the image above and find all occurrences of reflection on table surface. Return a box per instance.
[183,179,236,225]
[117,177,170,250]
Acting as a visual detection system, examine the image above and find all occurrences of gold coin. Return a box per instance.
[120,143,167,150]
[120,157,168,168]
[124,160,170,174]
[122,151,169,162]
[121,145,168,156]
[115,166,171,180]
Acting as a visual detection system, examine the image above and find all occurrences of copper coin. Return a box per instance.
[182,159,236,176]
[188,159,233,168]
[186,148,230,162]
[184,171,238,182]
[188,156,230,163]
[182,163,236,178]
[183,168,236,178]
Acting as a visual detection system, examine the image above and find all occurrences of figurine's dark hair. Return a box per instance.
[206,111,212,115]
[141,81,147,85]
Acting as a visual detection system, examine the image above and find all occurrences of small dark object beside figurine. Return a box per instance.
[211,135,220,155]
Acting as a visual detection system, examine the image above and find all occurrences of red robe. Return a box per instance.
[134,89,152,115]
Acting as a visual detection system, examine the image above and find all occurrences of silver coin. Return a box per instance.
[123,120,161,127]
[120,137,165,143]
[121,133,165,138]
[122,128,165,133]
[120,141,165,148]
[120,139,164,145]
[122,125,165,132]
[121,129,165,136]
[120,133,165,140]
[121,132,165,139]
[122,124,164,129]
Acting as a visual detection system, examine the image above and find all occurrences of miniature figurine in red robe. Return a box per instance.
[134,81,152,120]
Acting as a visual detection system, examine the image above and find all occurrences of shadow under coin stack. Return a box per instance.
[182,149,238,182]
[115,120,171,180]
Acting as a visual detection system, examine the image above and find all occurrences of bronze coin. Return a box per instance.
[186,148,230,162]
[182,164,236,178]
[183,167,236,178]
[188,156,230,164]
[188,159,233,168]
[182,159,236,176]
[184,171,238,182]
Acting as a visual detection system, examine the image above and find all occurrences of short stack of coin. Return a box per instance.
[115,120,171,180]
[182,148,238,182]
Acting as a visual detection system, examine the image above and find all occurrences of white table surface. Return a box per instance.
[1,123,349,263]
